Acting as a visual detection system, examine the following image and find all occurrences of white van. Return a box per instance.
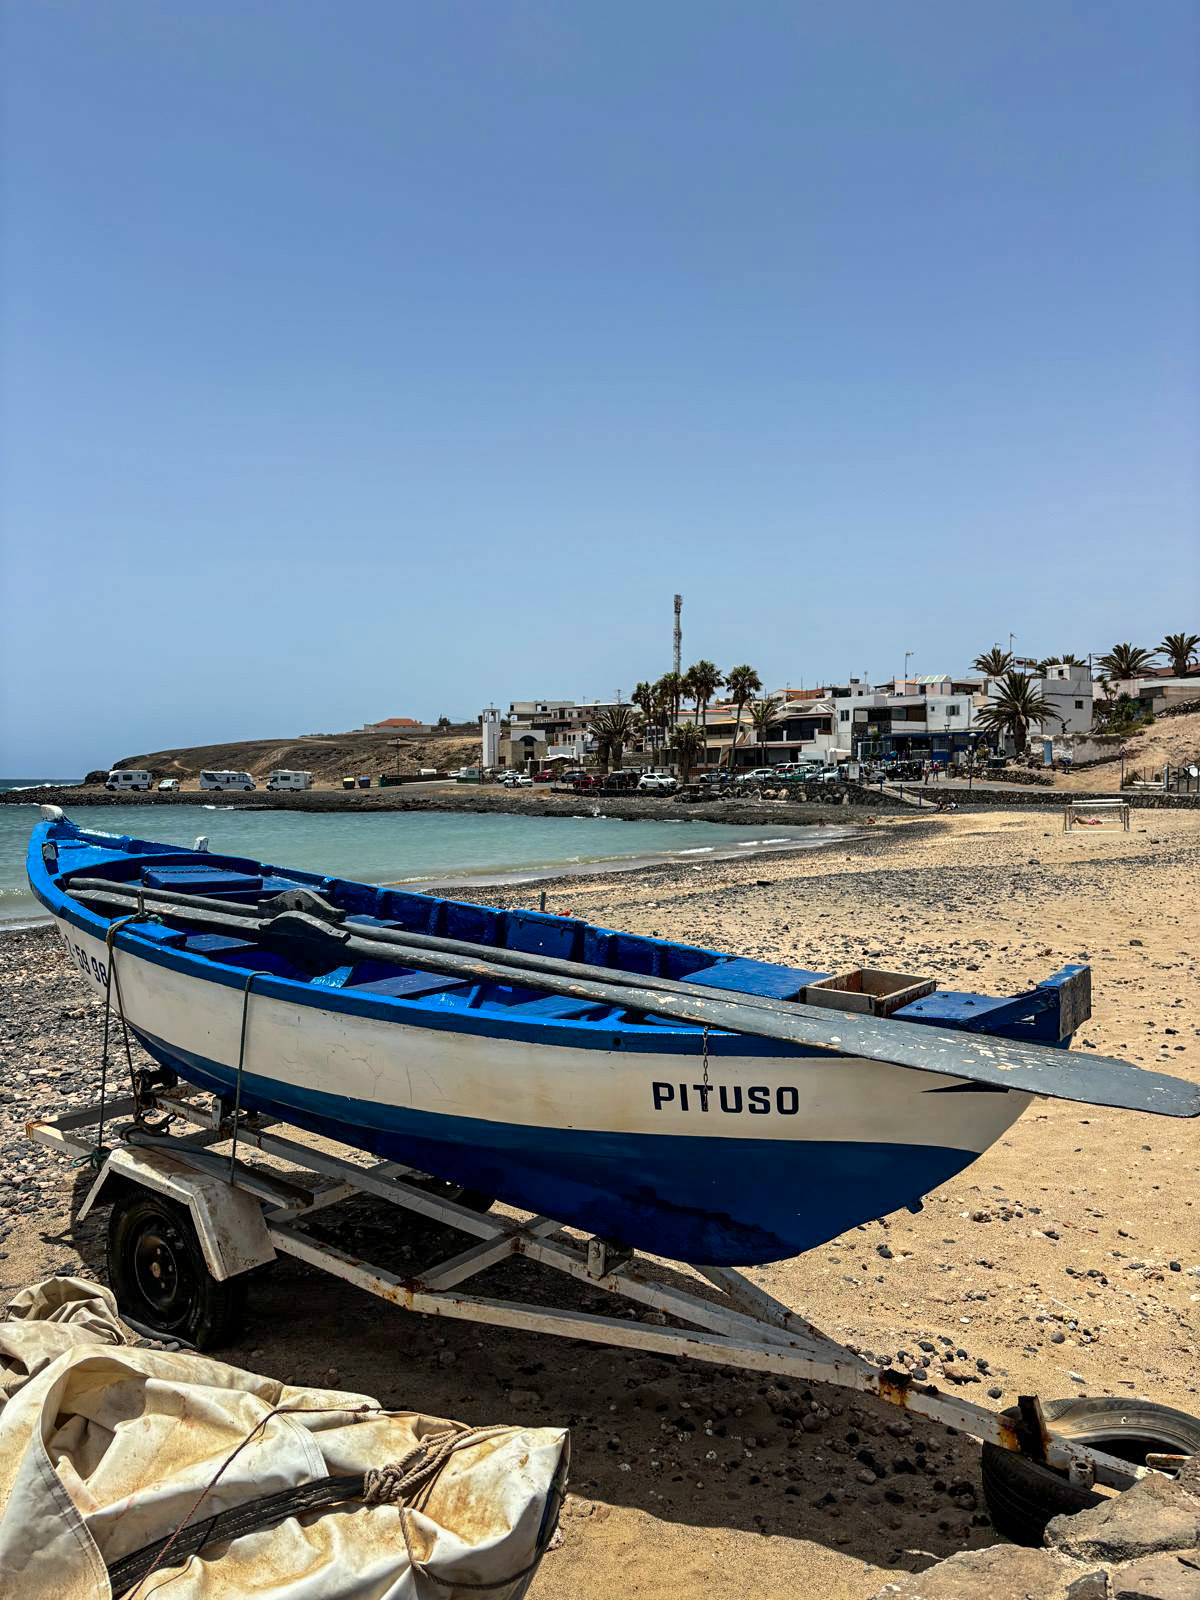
[105,770,151,792]
[199,770,257,791]
[266,770,313,792]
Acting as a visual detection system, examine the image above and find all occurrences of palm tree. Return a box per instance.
[683,659,723,762]
[724,664,762,773]
[749,695,782,764]
[656,671,684,727]
[1159,632,1200,677]
[632,680,657,758]
[670,721,702,784]
[1097,643,1157,681]
[973,647,1013,678]
[1035,653,1084,676]
[975,672,1061,754]
[588,705,640,772]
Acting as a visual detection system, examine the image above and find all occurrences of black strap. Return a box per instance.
[107,1473,364,1593]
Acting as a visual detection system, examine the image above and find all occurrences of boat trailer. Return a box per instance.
[26,1087,1158,1499]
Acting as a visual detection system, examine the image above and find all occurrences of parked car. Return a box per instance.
[637,773,678,793]
[572,774,603,791]
[738,767,779,783]
[603,770,640,792]
[155,778,180,793]
[513,774,534,787]
[533,770,554,783]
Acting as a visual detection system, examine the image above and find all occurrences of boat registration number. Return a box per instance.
[58,929,107,988]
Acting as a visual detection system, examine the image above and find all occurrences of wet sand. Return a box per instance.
[1,809,1197,1598]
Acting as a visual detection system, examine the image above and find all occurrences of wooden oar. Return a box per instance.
[67,876,880,1022]
[66,881,1200,1117]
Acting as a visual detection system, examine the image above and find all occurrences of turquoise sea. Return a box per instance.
[0,794,842,927]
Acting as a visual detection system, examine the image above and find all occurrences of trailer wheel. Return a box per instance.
[981,1396,1200,1546]
[107,1191,247,1351]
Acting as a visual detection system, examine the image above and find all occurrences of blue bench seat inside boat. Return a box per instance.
[184,933,260,955]
[686,957,827,1000]
[351,970,474,1000]
[142,865,265,895]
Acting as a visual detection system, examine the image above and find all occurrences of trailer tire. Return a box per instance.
[981,1396,1200,1546]
[107,1191,247,1351]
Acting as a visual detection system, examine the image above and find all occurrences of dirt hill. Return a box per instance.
[102,730,480,784]
[1056,705,1200,791]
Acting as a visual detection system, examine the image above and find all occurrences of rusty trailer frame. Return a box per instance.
[27,1089,1153,1499]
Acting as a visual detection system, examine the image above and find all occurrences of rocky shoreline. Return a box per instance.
[1,778,913,825]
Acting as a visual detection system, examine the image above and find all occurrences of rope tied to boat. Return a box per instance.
[228,969,270,1179]
[89,914,147,1163]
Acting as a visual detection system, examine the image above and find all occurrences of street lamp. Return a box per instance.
[903,650,913,686]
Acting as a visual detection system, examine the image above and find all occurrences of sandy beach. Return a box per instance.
[2,808,1197,1599]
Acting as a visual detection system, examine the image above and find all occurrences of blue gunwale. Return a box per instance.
[27,818,1084,1057]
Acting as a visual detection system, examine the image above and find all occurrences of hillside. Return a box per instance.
[1057,705,1200,791]
[102,730,480,784]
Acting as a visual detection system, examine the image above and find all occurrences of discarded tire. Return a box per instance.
[981,1395,1200,1546]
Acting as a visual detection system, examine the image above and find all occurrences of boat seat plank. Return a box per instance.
[503,996,600,1020]
[309,965,356,990]
[183,933,259,955]
[352,970,474,1000]
[687,957,825,1000]
[898,991,1024,1023]
[124,920,186,946]
[142,866,264,896]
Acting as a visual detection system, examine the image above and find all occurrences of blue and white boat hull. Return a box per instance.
[31,818,1041,1265]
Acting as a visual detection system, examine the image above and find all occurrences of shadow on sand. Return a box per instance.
[59,1179,997,1581]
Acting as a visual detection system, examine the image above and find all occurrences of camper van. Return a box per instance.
[104,770,151,792]
[198,770,256,791]
[266,770,313,792]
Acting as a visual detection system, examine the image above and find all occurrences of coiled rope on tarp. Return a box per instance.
[111,1407,562,1598]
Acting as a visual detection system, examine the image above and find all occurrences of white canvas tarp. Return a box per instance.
[0,1278,567,1600]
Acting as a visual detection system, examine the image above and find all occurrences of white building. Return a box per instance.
[480,706,502,770]
[1032,663,1094,736]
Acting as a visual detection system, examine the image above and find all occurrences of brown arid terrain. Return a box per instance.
[1055,704,1200,791]
[98,728,481,784]
[1,809,1197,1598]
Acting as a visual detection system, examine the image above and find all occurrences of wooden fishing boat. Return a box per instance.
[28,812,1199,1267]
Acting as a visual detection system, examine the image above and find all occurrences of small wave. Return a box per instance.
[675,846,714,856]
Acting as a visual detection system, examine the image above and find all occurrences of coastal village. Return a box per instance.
[33,626,1198,804]
[492,635,1199,782]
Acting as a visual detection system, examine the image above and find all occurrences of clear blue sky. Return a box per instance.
[2,1,1197,773]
